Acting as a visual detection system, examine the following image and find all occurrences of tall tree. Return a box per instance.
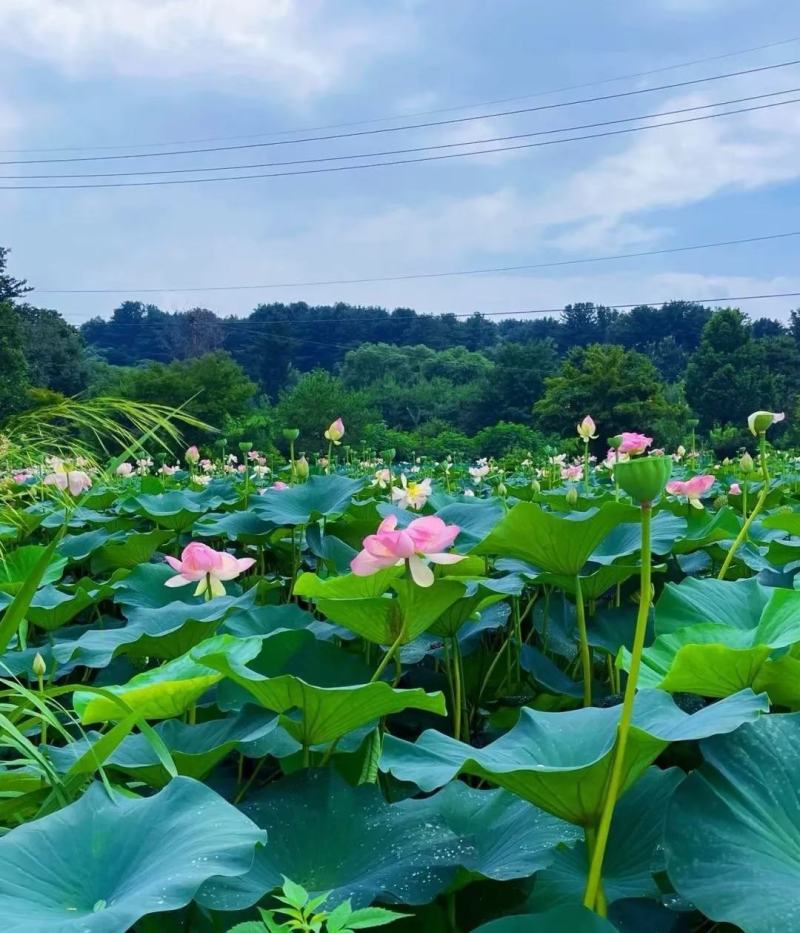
[16,305,90,396]
[0,247,31,301]
[0,300,30,417]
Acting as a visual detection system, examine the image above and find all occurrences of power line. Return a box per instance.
[9,87,799,181]
[33,230,800,295]
[5,96,800,190]
[4,58,799,167]
[5,35,799,155]
[60,291,800,328]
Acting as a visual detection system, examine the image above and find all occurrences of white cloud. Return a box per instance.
[0,0,416,98]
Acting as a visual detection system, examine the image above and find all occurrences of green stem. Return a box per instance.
[583,503,652,914]
[718,434,769,580]
[451,637,464,741]
[574,575,592,707]
[583,440,590,496]
[583,827,607,915]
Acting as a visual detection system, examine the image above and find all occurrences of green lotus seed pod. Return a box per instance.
[282,428,300,441]
[613,455,672,505]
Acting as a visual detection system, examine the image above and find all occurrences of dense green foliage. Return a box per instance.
[4,245,800,457]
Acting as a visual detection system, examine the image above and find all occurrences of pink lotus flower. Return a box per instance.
[729,483,742,496]
[164,541,255,599]
[44,469,92,496]
[272,480,289,490]
[185,445,200,465]
[324,418,345,445]
[561,464,583,481]
[351,514,464,587]
[666,474,715,509]
[116,462,134,476]
[618,432,653,455]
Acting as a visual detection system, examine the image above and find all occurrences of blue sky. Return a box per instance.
[2,0,800,325]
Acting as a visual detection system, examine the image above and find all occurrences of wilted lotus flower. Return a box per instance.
[577,415,598,441]
[666,474,715,509]
[44,468,92,496]
[391,474,432,510]
[164,541,255,599]
[351,514,463,587]
[324,418,345,445]
[747,410,784,435]
[116,462,133,476]
[185,446,200,465]
[617,432,653,455]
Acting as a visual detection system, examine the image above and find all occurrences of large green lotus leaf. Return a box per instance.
[427,500,505,551]
[589,510,686,564]
[380,689,766,825]
[197,769,579,911]
[0,545,67,595]
[192,635,446,745]
[59,528,124,561]
[428,577,516,639]
[527,767,683,910]
[654,576,771,637]
[126,491,217,530]
[519,645,585,699]
[533,564,644,602]
[670,505,741,554]
[112,563,195,609]
[221,602,317,639]
[74,633,265,723]
[193,508,276,541]
[626,587,800,701]
[475,907,617,932]
[762,510,800,536]
[90,528,173,572]
[665,712,800,933]
[475,502,638,576]
[25,582,102,631]
[48,709,282,787]
[295,572,464,646]
[0,776,265,932]
[252,475,366,526]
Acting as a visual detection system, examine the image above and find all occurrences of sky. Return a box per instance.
[2,0,800,326]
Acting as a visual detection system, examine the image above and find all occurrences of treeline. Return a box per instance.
[2,246,800,458]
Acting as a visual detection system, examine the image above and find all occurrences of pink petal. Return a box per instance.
[164,574,192,587]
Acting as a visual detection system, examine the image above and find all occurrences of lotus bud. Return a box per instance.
[497,482,508,497]
[740,452,755,473]
[722,457,731,466]
[565,486,579,506]
[32,652,46,679]
[614,455,672,506]
[282,428,300,442]
[294,455,309,480]
[577,415,597,442]
[748,410,785,436]
[530,479,541,494]
[185,445,200,465]
[324,418,345,445]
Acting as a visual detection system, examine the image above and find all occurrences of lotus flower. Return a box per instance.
[391,474,432,510]
[748,410,784,435]
[561,464,582,481]
[577,415,598,441]
[324,418,345,445]
[351,514,464,587]
[116,462,134,476]
[617,432,653,455]
[469,464,490,484]
[43,469,92,496]
[164,541,255,599]
[666,474,715,509]
[185,445,200,465]
[729,483,742,495]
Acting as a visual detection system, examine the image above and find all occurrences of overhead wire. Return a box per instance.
[3,57,799,166]
[5,95,800,189]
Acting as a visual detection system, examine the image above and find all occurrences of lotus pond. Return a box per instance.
[1,416,799,932]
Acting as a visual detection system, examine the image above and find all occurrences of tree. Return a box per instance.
[482,339,558,423]
[0,247,31,301]
[16,305,90,396]
[0,300,30,417]
[534,343,688,448]
[684,309,777,431]
[274,369,378,452]
[108,351,257,444]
